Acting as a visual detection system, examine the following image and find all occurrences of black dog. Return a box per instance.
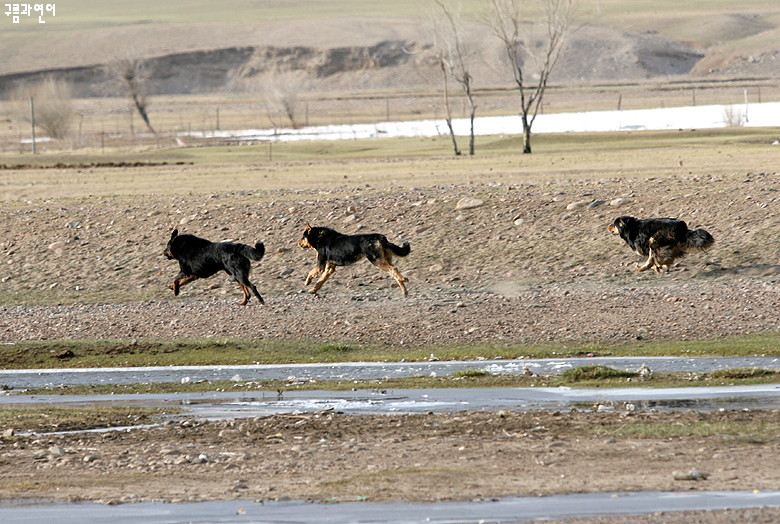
[298,224,410,296]
[164,229,265,305]
[609,216,714,273]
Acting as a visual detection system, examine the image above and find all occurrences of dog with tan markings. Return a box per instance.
[298,224,410,296]
[609,216,714,273]
[164,229,265,305]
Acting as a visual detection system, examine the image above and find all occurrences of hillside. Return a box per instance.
[1,3,780,98]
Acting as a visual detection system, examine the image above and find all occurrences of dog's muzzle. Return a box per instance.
[608,224,617,235]
[298,238,312,249]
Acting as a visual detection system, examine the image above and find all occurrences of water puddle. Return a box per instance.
[2,490,779,523]
[4,385,780,428]
[2,356,778,389]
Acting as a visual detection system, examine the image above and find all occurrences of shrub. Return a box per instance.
[561,365,638,382]
[8,76,74,139]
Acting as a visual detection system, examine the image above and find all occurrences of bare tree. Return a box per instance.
[432,0,478,155]
[8,76,74,140]
[433,47,461,156]
[106,57,156,135]
[258,67,309,129]
[485,0,577,153]
[234,63,309,130]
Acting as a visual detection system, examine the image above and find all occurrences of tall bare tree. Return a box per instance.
[432,0,478,156]
[106,57,156,135]
[432,47,461,156]
[485,0,577,153]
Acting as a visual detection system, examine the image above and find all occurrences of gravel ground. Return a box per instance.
[2,172,779,346]
[2,410,780,522]
[1,280,779,346]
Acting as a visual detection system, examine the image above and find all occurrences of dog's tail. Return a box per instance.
[686,228,714,251]
[385,240,411,257]
[242,242,265,261]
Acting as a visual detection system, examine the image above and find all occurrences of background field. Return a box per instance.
[2,0,780,155]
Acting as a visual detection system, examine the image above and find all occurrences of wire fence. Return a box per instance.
[1,80,778,155]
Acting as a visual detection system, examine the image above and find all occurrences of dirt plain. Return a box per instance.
[1,158,780,522]
[1,410,780,520]
[1,166,779,345]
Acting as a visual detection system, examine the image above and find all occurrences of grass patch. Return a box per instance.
[561,365,638,382]
[2,334,780,370]
[0,406,175,433]
[316,343,362,354]
[452,369,492,379]
[706,367,780,380]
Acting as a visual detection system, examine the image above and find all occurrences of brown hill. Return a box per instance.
[1,13,779,98]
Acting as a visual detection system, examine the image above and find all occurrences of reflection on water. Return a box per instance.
[3,490,780,524]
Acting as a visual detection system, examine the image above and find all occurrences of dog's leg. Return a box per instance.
[170,274,198,295]
[310,262,336,294]
[376,260,408,296]
[305,266,322,286]
[232,272,265,306]
[236,283,251,306]
[238,280,264,305]
[636,251,654,272]
[247,282,264,305]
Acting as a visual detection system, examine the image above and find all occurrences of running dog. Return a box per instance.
[609,216,714,273]
[164,229,265,305]
[298,224,410,296]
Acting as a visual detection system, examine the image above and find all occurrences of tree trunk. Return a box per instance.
[440,61,461,156]
[468,106,476,156]
[132,92,156,135]
[522,115,532,154]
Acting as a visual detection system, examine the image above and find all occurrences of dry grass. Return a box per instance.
[1,127,777,201]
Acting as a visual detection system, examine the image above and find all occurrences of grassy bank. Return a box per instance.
[3,333,779,370]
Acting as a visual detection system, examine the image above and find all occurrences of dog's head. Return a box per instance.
[163,229,179,259]
[608,216,635,236]
[298,223,318,250]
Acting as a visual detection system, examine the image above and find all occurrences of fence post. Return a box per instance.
[30,97,37,154]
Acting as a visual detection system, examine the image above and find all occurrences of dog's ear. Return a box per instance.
[171,229,179,240]
[305,223,312,233]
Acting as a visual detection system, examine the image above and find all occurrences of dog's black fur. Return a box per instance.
[609,216,714,273]
[298,224,411,296]
[164,229,265,305]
